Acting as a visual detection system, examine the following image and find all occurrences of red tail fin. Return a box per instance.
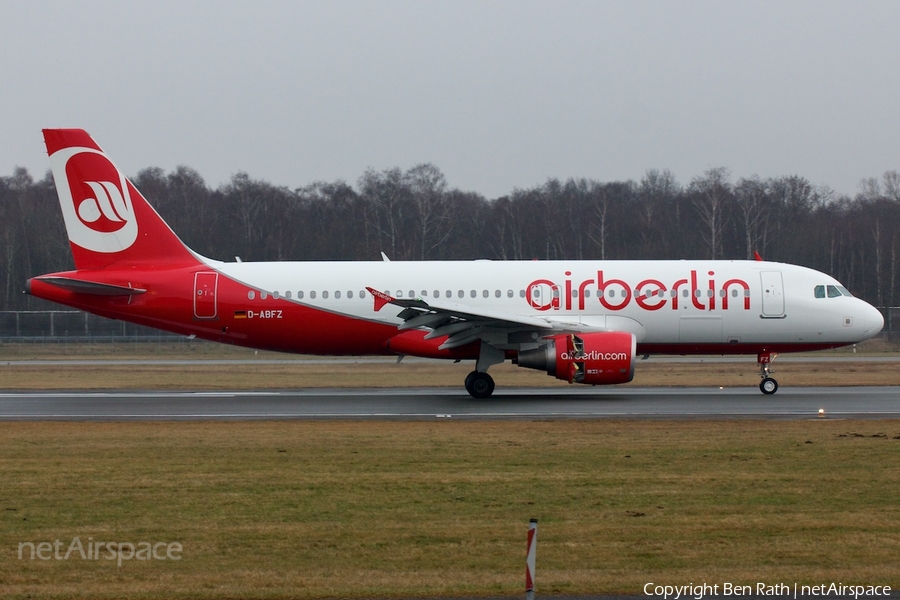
[43,129,198,270]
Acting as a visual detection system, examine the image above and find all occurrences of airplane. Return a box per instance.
[26,129,885,397]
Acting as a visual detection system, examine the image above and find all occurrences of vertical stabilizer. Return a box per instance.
[42,129,198,270]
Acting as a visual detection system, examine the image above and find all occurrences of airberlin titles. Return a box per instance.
[526,269,751,312]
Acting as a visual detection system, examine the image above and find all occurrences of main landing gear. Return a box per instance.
[464,343,504,398]
[465,371,495,398]
[758,352,778,394]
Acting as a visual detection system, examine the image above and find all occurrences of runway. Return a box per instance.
[0,386,898,420]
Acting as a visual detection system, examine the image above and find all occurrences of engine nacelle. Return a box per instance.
[516,331,636,385]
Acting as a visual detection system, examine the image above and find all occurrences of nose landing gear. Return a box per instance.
[758,352,778,394]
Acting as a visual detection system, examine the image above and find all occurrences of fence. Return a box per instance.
[2,308,898,344]
[884,307,898,344]
[0,311,183,343]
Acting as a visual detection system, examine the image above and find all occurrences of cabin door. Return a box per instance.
[760,271,785,317]
[193,271,219,319]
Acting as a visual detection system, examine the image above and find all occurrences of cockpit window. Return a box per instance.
[816,284,854,299]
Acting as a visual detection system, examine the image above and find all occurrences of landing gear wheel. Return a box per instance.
[465,371,495,398]
[759,377,778,395]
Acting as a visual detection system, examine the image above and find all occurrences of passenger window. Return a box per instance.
[248,291,255,300]
[310,291,316,299]
[261,292,268,300]
[682,289,689,297]
[433,290,440,298]
[827,285,841,298]
[519,290,525,298]
[285,291,292,299]
[584,289,591,298]
[359,290,365,298]
[470,290,477,298]
[507,290,513,298]
[297,291,304,299]
[335,291,341,299]
[731,289,738,297]
[347,290,354,299]
[409,290,415,298]
[814,285,825,299]
[483,290,489,298]
[458,290,464,298]
[495,290,501,298]
[323,291,329,299]
[446,290,452,298]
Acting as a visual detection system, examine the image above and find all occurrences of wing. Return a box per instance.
[366,287,596,350]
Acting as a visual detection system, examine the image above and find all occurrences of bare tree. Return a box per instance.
[406,163,453,260]
[882,170,900,202]
[358,168,411,259]
[490,196,524,259]
[689,167,732,259]
[859,177,882,201]
[587,183,611,260]
[638,169,680,257]
[733,176,771,260]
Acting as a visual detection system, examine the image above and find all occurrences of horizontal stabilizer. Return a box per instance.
[31,276,146,296]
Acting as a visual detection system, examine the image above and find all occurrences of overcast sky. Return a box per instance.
[3,1,899,199]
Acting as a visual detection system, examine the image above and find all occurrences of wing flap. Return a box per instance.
[367,287,555,331]
[439,327,485,350]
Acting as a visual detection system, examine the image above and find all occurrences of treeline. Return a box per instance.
[2,163,899,310]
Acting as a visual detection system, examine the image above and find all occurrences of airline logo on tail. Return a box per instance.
[49,146,137,253]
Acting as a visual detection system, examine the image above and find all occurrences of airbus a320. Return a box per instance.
[27,129,885,397]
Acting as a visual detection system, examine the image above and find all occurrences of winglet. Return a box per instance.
[366,287,394,312]
[753,251,763,262]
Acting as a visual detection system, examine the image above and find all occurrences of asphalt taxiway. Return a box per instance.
[0,386,898,421]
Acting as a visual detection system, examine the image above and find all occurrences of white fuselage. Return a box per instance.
[208,258,884,353]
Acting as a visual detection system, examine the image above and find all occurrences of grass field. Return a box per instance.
[2,420,899,599]
[1,342,899,598]
[0,339,898,390]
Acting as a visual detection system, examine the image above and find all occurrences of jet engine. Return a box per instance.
[516,331,636,385]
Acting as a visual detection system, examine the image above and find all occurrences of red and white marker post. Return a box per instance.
[525,518,538,600]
